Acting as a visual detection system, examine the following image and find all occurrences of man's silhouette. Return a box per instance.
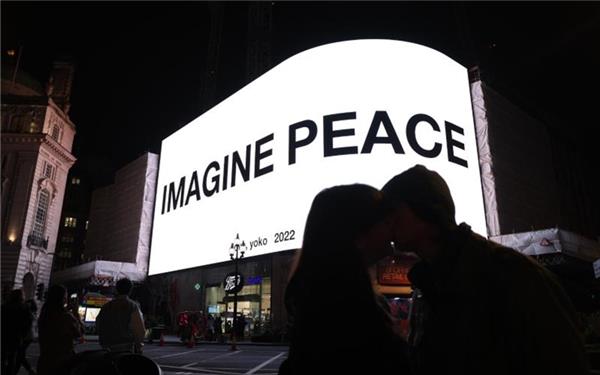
[96,278,145,353]
[381,165,588,375]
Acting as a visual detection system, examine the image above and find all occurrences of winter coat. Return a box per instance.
[407,223,589,375]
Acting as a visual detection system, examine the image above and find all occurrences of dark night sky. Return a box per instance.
[2,2,600,194]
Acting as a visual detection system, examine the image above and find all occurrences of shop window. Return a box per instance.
[261,277,271,318]
[64,217,77,228]
[203,275,273,337]
[205,285,226,314]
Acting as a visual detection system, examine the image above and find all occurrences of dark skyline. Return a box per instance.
[2,1,600,193]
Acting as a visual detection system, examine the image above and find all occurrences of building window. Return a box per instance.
[43,163,54,180]
[61,235,75,243]
[64,217,77,228]
[1,114,10,130]
[32,189,50,240]
[29,120,39,133]
[8,116,22,132]
[51,125,60,141]
[71,177,80,185]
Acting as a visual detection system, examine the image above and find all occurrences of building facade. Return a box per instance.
[1,59,77,301]
[53,168,92,271]
[51,153,158,294]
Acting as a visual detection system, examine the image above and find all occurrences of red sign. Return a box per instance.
[377,255,418,286]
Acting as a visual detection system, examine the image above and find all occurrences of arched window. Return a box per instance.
[32,189,50,241]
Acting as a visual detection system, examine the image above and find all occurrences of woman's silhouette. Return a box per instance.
[279,184,410,374]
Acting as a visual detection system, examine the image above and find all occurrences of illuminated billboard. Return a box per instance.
[149,39,487,275]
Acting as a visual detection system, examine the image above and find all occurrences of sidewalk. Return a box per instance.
[84,334,289,347]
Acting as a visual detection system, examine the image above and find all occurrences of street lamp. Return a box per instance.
[229,233,246,351]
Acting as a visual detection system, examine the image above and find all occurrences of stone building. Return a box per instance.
[1,59,77,301]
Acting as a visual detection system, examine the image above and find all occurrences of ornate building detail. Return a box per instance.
[1,60,77,300]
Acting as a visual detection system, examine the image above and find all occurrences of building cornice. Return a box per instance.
[1,133,76,165]
[1,96,76,131]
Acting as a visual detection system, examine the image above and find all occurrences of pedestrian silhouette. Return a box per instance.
[381,164,589,375]
[279,184,410,375]
[1,289,34,375]
[17,298,37,375]
[214,314,224,343]
[37,284,83,375]
[96,278,145,354]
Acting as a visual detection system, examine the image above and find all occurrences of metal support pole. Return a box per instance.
[228,233,245,351]
[231,250,238,351]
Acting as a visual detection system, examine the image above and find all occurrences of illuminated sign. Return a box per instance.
[223,272,244,294]
[82,292,112,307]
[377,255,419,286]
[149,39,487,275]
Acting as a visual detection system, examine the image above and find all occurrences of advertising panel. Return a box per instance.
[149,40,486,275]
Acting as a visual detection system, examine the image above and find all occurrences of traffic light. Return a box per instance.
[36,283,45,300]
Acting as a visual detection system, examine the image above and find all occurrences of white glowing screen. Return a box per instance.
[149,39,486,275]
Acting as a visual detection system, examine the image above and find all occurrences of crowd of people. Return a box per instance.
[177,310,252,344]
[0,164,592,375]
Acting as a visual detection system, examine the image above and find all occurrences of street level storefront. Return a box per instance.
[146,251,295,340]
[146,250,417,340]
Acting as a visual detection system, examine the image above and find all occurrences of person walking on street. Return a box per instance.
[1,289,33,375]
[379,164,589,375]
[37,284,83,375]
[214,314,223,343]
[96,278,146,353]
[16,298,37,375]
[207,314,215,341]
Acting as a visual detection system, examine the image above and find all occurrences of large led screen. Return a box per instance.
[149,39,487,275]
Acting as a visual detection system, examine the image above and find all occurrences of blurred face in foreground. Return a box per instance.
[386,202,442,262]
[355,217,395,265]
[299,184,394,269]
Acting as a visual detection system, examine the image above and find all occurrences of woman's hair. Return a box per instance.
[283,184,408,372]
[38,284,67,328]
[286,184,392,328]
[295,183,391,269]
